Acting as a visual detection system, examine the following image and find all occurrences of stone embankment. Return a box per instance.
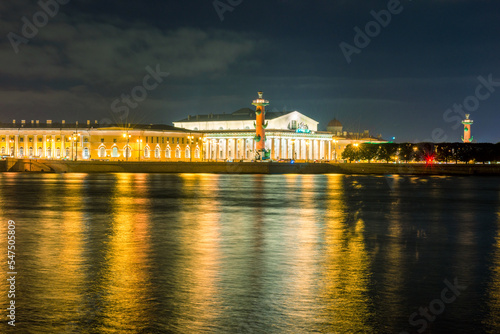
[1,159,500,175]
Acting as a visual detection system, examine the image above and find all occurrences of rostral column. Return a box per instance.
[252,91,269,160]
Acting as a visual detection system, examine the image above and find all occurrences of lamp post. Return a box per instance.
[332,139,338,162]
[71,133,80,161]
[123,132,131,161]
[201,137,206,161]
[187,135,194,162]
[136,138,142,161]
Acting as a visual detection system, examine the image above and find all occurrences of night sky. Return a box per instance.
[2,0,500,142]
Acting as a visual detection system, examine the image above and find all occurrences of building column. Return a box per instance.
[234,138,237,160]
[23,135,28,157]
[61,134,65,158]
[42,135,46,158]
[14,135,19,158]
[34,135,38,157]
[327,141,331,161]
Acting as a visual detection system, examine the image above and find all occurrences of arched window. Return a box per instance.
[99,147,106,158]
[56,148,61,158]
[155,147,160,158]
[19,147,24,157]
[185,147,190,159]
[38,147,42,157]
[112,147,119,157]
[144,146,150,158]
[165,147,170,158]
[29,147,33,157]
[1,147,4,155]
[175,148,180,158]
[83,147,89,159]
[66,148,70,158]
[47,148,51,158]
[124,146,131,158]
[194,127,199,130]
[219,127,224,130]
[195,148,200,159]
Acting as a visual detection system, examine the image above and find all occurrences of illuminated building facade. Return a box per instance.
[0,120,203,162]
[0,94,384,162]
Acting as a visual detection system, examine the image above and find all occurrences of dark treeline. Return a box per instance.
[341,142,500,164]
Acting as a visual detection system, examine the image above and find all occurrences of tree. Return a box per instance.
[359,143,378,162]
[399,143,415,162]
[341,144,360,162]
[377,143,398,162]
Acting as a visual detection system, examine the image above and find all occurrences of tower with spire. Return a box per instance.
[462,114,473,143]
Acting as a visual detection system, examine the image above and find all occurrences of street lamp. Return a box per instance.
[201,137,206,161]
[136,138,142,161]
[332,139,338,162]
[187,135,194,162]
[71,133,80,161]
[123,132,131,161]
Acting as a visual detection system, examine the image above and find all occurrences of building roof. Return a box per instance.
[175,108,295,122]
[0,122,194,132]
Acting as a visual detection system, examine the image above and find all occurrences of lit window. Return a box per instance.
[165,147,170,158]
[155,147,160,158]
[144,146,150,158]
[195,148,200,159]
[83,147,89,159]
[185,148,190,159]
[99,147,106,158]
[112,147,119,157]
[175,148,180,158]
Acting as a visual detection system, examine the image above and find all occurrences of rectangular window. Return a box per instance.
[176,138,179,144]
[157,137,159,143]
[38,137,42,142]
[113,138,117,143]
[20,138,24,142]
[101,138,104,143]
[172,137,174,143]
[151,137,153,143]
[162,137,164,144]
[182,138,184,144]
[146,137,149,143]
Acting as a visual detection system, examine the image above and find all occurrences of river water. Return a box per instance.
[0,173,499,333]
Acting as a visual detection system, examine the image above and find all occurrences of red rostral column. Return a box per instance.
[462,114,473,143]
[252,91,269,160]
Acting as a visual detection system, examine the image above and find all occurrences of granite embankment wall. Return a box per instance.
[2,159,500,175]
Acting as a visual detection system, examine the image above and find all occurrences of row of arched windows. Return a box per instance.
[2,146,89,159]
[97,145,200,159]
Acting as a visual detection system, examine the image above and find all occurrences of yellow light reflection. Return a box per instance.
[100,173,153,332]
[173,174,222,332]
[321,174,374,333]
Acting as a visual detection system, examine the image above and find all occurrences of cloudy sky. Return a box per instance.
[1,0,499,142]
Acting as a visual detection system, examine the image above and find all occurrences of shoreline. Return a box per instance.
[2,159,500,175]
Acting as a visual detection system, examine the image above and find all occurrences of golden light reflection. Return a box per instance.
[100,173,153,332]
[173,174,222,332]
[280,174,322,326]
[321,174,374,333]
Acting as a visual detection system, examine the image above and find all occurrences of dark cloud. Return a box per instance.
[1,0,499,142]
